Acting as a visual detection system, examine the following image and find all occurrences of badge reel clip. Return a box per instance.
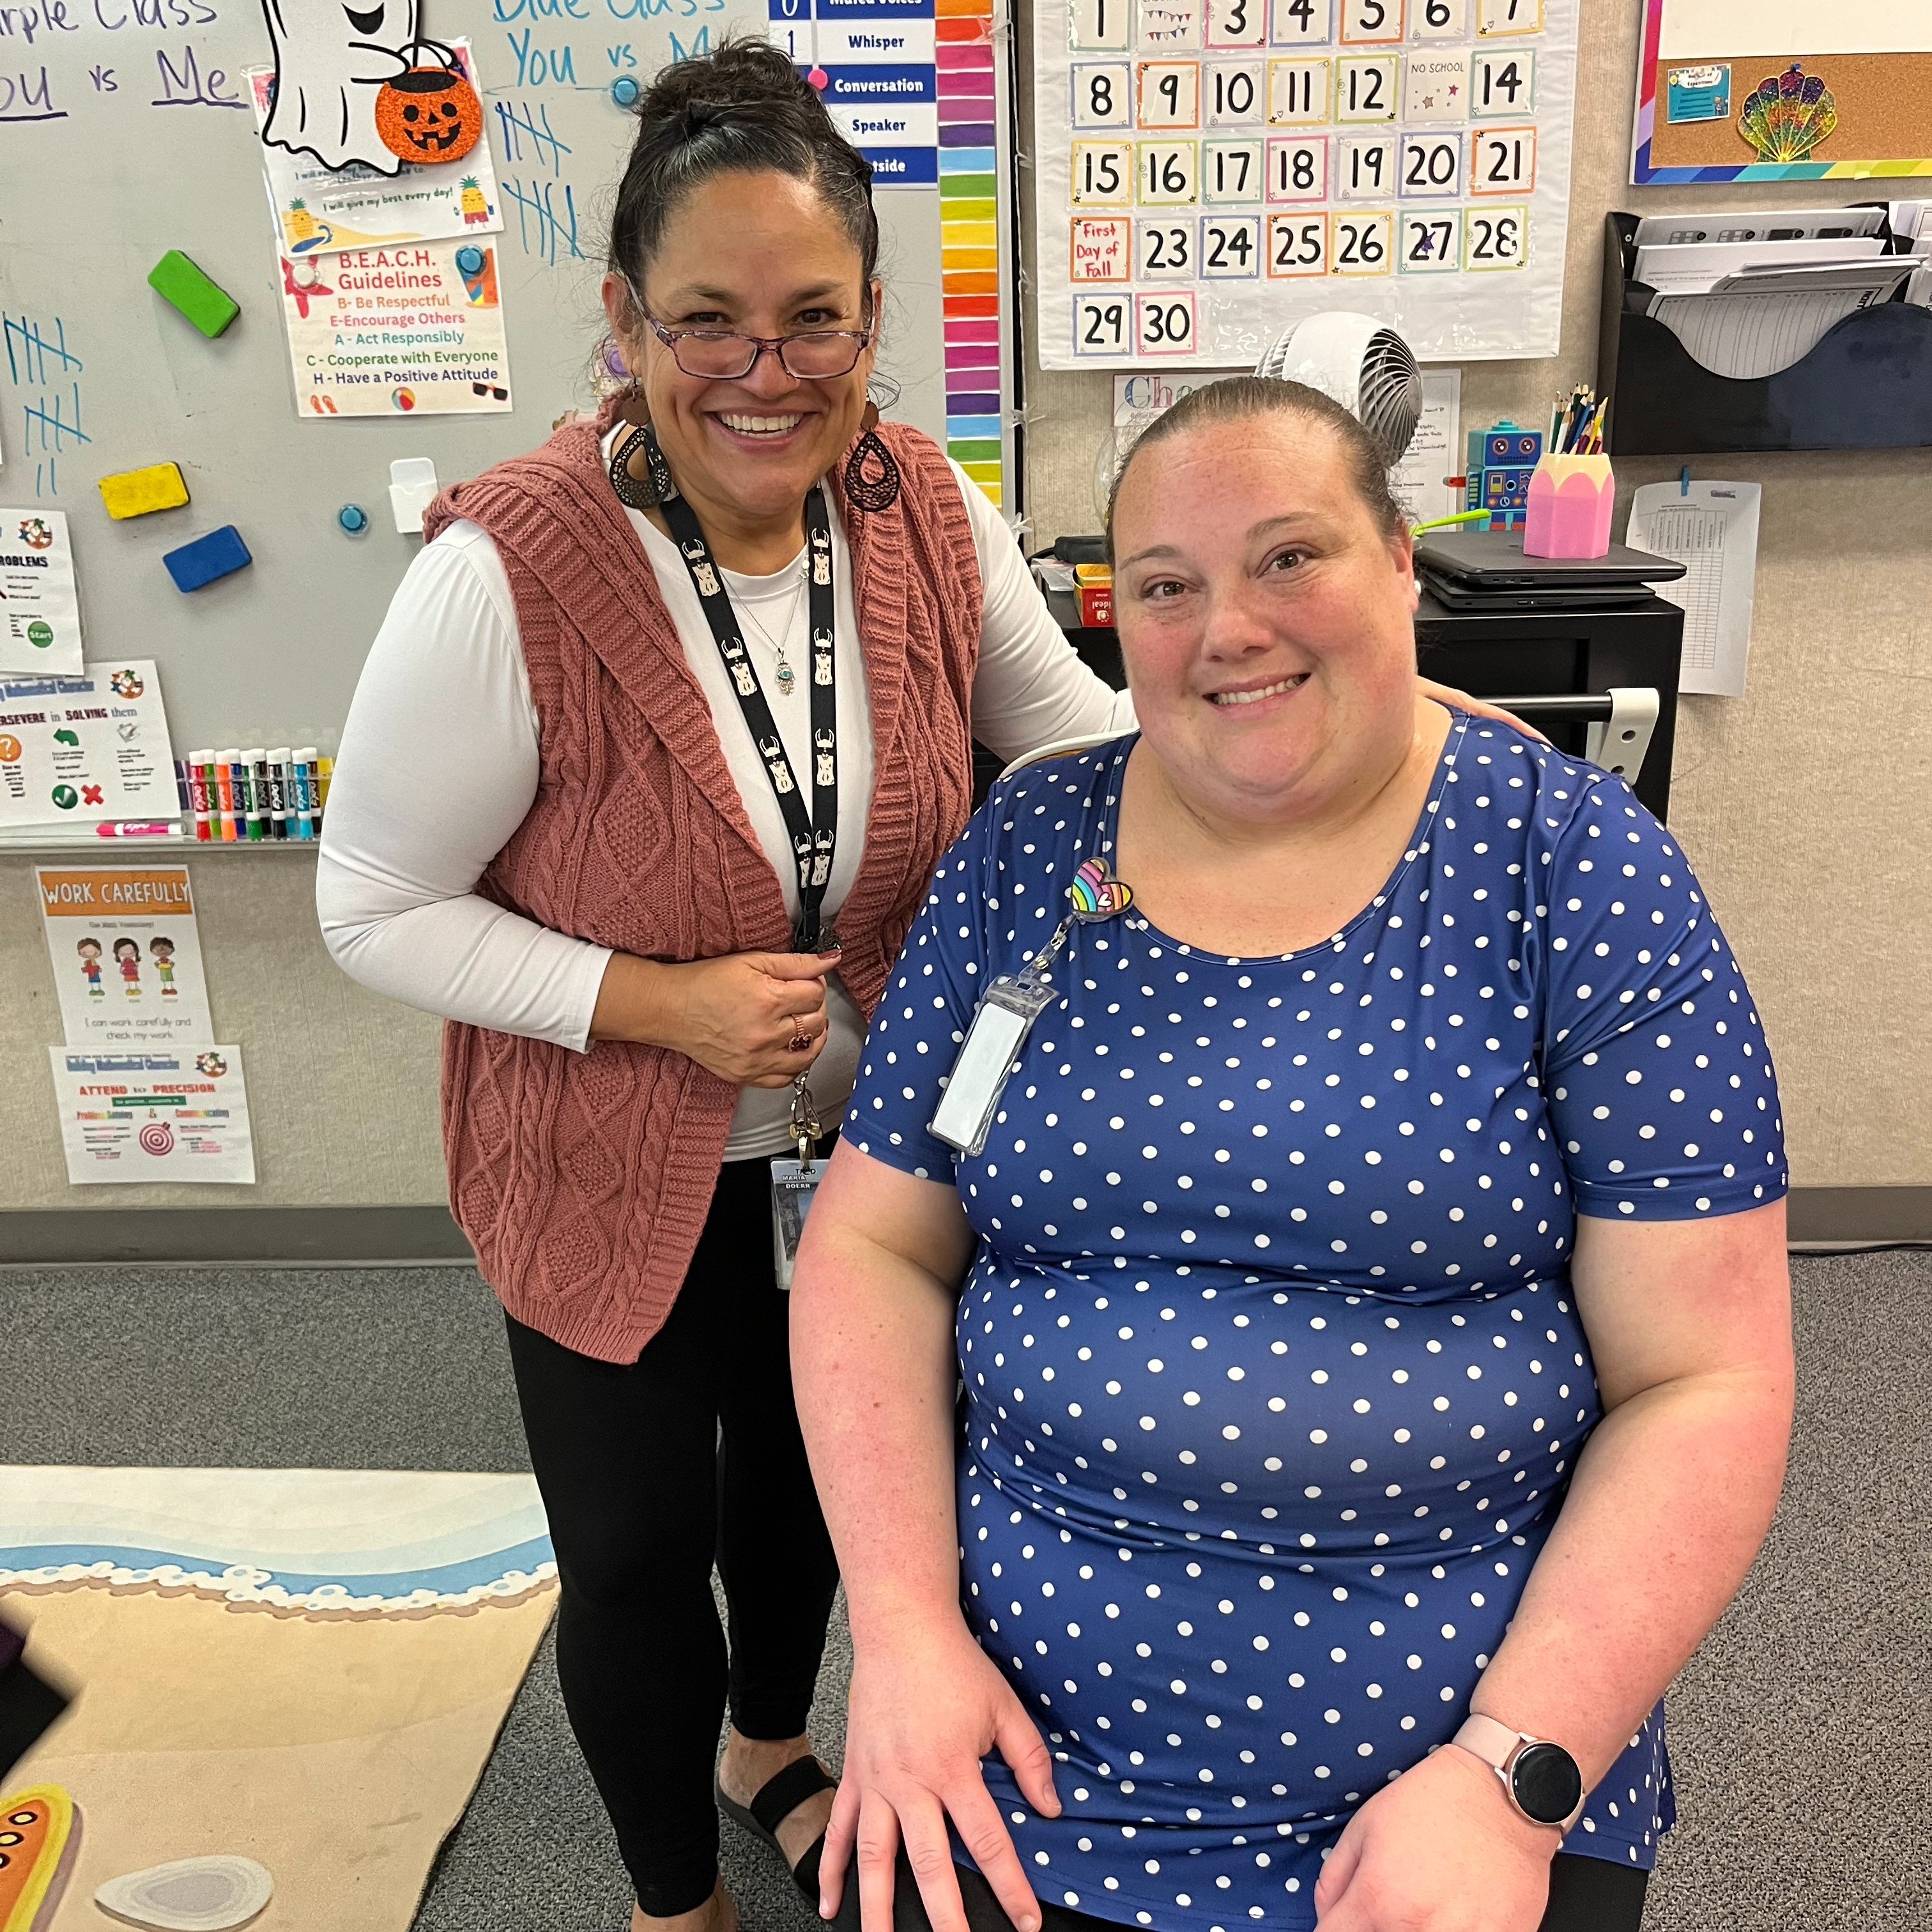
[930,859,1134,1158]
[771,928,839,1292]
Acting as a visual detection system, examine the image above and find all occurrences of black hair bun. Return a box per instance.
[634,34,829,133]
[606,31,880,298]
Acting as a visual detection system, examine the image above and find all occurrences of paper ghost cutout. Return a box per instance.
[257,0,421,174]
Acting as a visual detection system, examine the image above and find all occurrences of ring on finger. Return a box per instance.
[788,1030,813,1052]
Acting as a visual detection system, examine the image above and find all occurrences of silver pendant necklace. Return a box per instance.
[736,563,809,698]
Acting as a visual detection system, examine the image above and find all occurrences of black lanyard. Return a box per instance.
[642,426,840,953]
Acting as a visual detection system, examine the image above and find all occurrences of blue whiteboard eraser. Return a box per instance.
[163,524,252,592]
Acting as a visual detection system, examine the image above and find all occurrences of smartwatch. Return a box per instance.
[1449,1713,1585,1832]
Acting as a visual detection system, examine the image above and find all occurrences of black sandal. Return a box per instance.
[714,1755,836,1904]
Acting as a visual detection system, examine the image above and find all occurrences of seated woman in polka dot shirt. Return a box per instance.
[790,379,1793,1932]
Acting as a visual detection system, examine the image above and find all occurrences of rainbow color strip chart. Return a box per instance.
[775,0,1014,507]
[939,0,1008,506]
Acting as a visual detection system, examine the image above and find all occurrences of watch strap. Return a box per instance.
[1450,1714,1584,1832]
[1453,1712,1530,1770]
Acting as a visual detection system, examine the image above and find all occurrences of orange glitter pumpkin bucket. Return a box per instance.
[374,39,482,164]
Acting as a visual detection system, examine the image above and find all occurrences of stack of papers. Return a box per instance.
[1631,206,1923,379]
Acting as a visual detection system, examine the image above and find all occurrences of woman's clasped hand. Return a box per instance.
[591,947,842,1087]
[792,379,1793,1932]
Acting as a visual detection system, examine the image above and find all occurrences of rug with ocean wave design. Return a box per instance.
[0,1467,555,1931]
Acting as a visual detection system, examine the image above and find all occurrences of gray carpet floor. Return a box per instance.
[2,1253,1926,1931]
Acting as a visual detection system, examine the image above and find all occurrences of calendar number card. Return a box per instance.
[1037,0,1579,365]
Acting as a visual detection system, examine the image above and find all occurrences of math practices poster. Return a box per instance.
[1032,0,1581,367]
[37,864,214,1048]
[50,1045,256,1185]
[0,660,178,829]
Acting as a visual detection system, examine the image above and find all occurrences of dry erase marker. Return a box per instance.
[295,748,321,837]
[298,748,325,833]
[215,747,240,841]
[275,749,304,840]
[172,759,192,816]
[226,749,252,841]
[287,751,314,840]
[316,754,334,813]
[187,749,213,841]
[266,746,290,839]
[242,749,268,841]
[199,751,222,841]
[96,822,178,838]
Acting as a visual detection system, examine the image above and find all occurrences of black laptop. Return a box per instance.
[1413,525,1686,592]
[1417,569,1659,614]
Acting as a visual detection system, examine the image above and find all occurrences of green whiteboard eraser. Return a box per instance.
[148,250,240,339]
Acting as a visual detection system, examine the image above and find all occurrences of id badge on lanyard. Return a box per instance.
[770,1157,820,1291]
[930,859,1135,1158]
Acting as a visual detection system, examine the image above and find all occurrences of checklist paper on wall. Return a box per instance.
[1627,480,1761,698]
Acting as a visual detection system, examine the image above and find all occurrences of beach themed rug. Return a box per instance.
[0,1468,555,1931]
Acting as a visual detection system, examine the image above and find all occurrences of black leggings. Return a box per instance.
[832,1851,1648,1932]
[505,1155,841,1917]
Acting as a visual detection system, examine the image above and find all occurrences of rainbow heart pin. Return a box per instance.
[1068,857,1133,919]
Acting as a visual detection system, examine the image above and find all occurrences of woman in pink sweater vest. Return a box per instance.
[321,36,1515,1932]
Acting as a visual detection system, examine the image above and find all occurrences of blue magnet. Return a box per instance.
[455,245,485,277]
[611,75,641,107]
[337,503,369,533]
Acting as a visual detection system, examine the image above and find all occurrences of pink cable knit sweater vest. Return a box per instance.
[425,410,983,1362]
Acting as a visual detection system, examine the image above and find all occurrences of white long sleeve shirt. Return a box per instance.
[318,445,1133,1158]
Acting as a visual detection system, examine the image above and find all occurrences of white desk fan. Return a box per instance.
[1092,312,1424,518]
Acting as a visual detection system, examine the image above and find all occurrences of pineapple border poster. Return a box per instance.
[249,45,504,252]
[1030,0,1581,371]
[1632,0,1932,185]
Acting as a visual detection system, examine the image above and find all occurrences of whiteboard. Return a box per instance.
[1031,0,1579,369]
[0,0,1011,754]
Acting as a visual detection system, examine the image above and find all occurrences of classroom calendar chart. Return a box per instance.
[1033,0,1579,368]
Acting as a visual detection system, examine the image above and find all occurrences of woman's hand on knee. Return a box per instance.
[1311,1742,1556,1931]
[818,1614,1059,1932]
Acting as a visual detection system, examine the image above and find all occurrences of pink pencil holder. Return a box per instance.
[1522,455,1615,559]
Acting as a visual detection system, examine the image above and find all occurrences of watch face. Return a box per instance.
[1511,1742,1583,1825]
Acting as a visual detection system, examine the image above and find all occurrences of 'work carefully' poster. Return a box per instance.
[37,865,214,1048]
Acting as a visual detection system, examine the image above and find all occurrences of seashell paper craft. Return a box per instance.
[1737,63,1839,164]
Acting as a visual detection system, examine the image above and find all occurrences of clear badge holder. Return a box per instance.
[930,854,1134,1158]
[928,969,1061,1157]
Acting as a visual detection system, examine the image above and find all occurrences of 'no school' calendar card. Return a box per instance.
[1032,0,1580,367]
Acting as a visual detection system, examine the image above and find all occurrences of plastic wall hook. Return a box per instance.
[388,458,440,534]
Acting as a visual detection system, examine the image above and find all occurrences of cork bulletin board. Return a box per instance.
[1632,0,1932,184]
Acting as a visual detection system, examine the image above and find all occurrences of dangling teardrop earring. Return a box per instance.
[842,401,901,513]
[608,406,677,510]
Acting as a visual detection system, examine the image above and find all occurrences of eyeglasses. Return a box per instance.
[643,311,874,381]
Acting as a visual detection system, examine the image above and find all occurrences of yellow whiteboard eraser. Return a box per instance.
[98,463,190,519]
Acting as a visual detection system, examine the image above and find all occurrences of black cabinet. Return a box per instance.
[1414,590,1683,821]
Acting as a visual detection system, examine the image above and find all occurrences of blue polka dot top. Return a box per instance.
[847,715,1785,1931]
